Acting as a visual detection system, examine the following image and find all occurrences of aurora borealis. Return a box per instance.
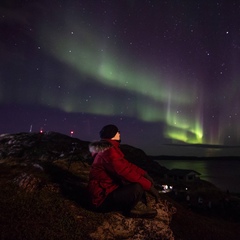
[1,0,240,156]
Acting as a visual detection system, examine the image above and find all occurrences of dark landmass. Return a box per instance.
[0,131,240,240]
[150,155,240,161]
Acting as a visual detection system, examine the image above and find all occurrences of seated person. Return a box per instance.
[87,124,159,218]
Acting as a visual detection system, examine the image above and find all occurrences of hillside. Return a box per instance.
[0,132,174,240]
[0,131,240,240]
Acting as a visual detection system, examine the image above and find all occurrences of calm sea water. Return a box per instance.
[156,159,240,193]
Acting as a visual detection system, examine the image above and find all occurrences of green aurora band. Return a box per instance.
[38,18,204,144]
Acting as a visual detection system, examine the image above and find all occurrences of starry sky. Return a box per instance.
[1,0,240,157]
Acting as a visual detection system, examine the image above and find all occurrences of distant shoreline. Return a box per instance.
[153,157,240,194]
[149,155,240,161]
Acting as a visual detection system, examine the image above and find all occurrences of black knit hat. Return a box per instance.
[99,124,119,139]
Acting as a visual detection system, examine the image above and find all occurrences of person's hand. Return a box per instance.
[149,185,160,203]
[144,173,154,185]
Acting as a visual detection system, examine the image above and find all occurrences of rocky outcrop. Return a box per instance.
[0,131,90,160]
[0,132,175,240]
[89,201,175,240]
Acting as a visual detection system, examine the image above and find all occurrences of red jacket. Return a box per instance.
[87,139,152,207]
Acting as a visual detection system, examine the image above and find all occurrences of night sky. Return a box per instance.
[1,0,240,157]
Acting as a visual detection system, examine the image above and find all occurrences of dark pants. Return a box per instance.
[97,183,146,213]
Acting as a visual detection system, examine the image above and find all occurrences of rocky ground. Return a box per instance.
[0,131,240,240]
[0,132,175,240]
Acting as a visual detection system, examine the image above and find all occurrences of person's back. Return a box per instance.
[88,140,120,207]
[87,124,159,218]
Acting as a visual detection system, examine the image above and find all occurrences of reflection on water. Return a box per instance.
[156,159,240,193]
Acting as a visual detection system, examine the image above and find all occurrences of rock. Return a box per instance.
[0,131,175,240]
[0,132,91,161]
[89,199,176,240]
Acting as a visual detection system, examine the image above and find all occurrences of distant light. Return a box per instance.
[40,129,43,133]
[70,131,74,137]
[160,184,173,193]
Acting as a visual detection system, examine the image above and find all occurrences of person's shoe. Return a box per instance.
[129,201,157,218]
